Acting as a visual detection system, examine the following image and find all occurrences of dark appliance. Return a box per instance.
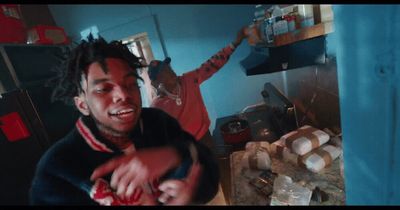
[261,82,298,137]
[0,44,80,205]
[0,44,80,143]
[0,89,50,205]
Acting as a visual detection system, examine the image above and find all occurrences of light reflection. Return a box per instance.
[259,128,270,137]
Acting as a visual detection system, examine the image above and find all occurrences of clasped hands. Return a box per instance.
[90,147,201,205]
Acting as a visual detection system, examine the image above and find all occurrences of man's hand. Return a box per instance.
[157,163,202,205]
[90,147,181,199]
[232,26,248,48]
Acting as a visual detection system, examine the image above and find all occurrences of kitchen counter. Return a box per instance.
[212,106,279,204]
[230,151,345,205]
[212,106,345,205]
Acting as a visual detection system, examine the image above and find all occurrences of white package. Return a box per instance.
[302,144,342,173]
[269,139,299,166]
[245,141,270,152]
[280,125,330,155]
[270,139,342,173]
[241,141,271,170]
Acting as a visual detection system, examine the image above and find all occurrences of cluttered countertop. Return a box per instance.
[212,105,345,205]
[230,150,345,205]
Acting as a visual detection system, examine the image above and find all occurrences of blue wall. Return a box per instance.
[48,5,285,132]
[334,5,400,204]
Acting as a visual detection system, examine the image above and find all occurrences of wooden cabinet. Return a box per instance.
[241,5,334,76]
[273,21,333,47]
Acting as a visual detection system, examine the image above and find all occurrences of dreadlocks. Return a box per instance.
[49,34,146,106]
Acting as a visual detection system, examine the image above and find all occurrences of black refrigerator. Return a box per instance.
[0,90,50,205]
[0,44,80,205]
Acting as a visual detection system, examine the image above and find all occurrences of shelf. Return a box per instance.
[0,42,70,48]
[242,36,326,76]
[273,21,334,47]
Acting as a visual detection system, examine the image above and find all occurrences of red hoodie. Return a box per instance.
[151,44,235,140]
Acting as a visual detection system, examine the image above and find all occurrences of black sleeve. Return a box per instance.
[30,142,98,205]
[184,132,220,204]
[144,109,220,204]
[165,123,220,204]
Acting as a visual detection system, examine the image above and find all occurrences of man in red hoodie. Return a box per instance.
[148,27,247,149]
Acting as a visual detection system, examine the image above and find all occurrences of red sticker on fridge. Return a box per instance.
[0,112,31,142]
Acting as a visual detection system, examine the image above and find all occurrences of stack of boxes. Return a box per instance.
[26,25,69,45]
[270,125,342,173]
[0,4,69,45]
[0,4,26,43]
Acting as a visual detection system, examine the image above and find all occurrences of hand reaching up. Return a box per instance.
[232,26,248,48]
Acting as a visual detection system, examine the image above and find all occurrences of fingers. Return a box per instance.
[117,159,149,198]
[90,155,131,181]
[242,26,248,34]
[90,153,150,199]
[110,162,129,189]
[111,165,131,198]
[158,180,186,204]
[239,26,248,40]
[158,180,184,193]
[125,181,136,199]
[234,27,247,46]
[90,148,185,202]
[161,163,201,205]
[158,192,171,204]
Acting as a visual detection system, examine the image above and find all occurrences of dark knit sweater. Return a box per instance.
[30,108,219,205]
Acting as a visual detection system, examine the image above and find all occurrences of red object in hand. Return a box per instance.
[0,112,31,142]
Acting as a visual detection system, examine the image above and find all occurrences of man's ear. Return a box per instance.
[74,94,90,116]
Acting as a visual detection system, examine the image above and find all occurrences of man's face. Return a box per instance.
[151,64,178,92]
[74,58,142,136]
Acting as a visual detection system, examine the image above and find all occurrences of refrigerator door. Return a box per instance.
[0,44,80,204]
[0,90,50,205]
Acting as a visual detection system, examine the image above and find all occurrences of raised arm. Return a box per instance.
[191,26,247,84]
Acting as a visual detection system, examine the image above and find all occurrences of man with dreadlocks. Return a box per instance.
[29,35,219,205]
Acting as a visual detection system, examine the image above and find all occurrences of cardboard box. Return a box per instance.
[0,4,26,43]
[27,25,69,45]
